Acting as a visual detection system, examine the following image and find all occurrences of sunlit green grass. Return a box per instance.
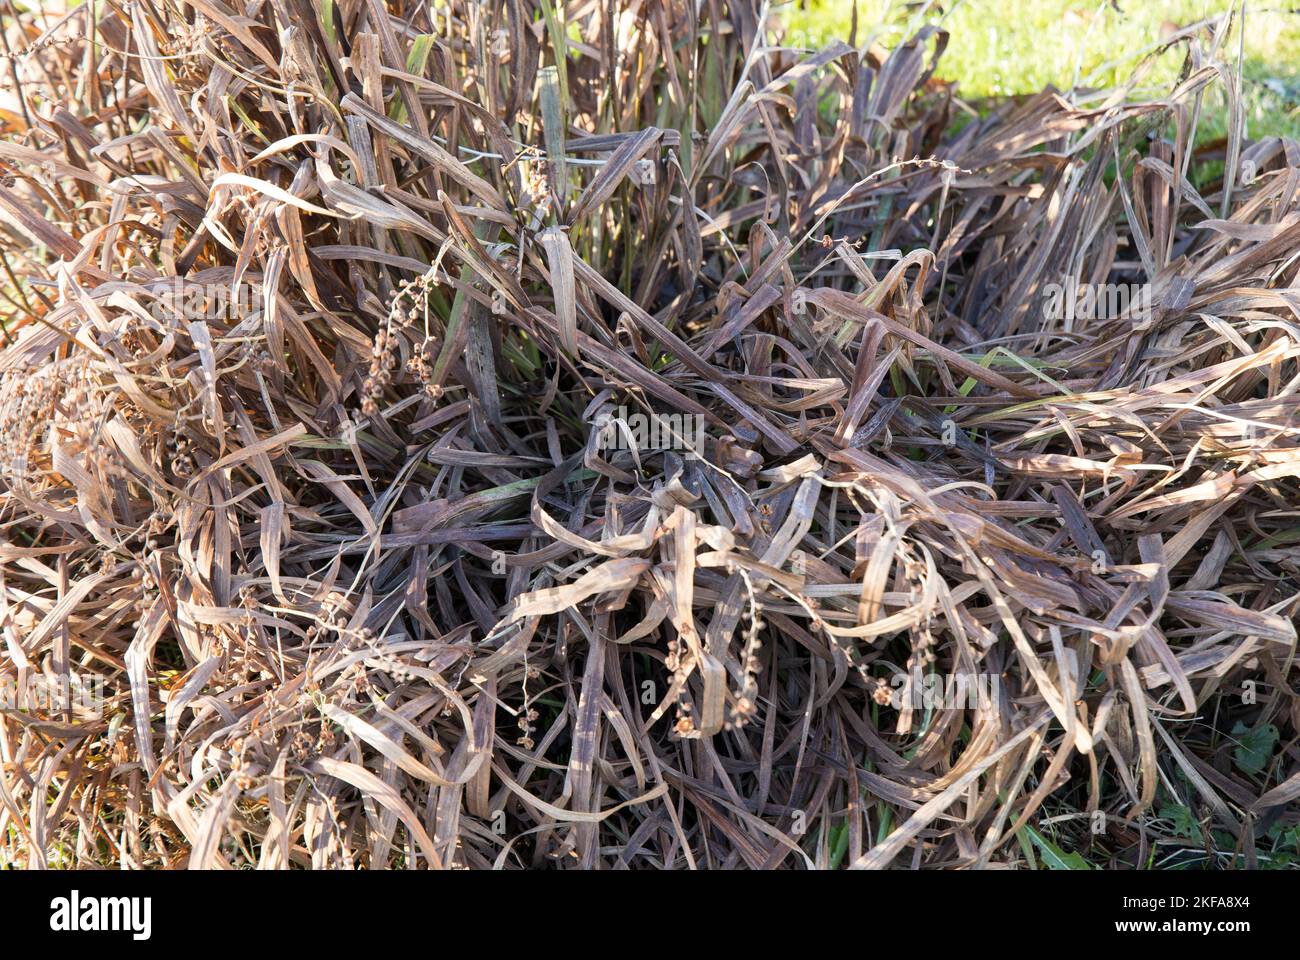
[781,0,1300,140]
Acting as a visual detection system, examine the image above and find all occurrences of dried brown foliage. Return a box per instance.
[0,2,1297,869]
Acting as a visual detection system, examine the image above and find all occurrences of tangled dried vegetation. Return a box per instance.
[0,0,1298,870]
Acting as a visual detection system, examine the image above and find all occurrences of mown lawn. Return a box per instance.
[785,0,1300,140]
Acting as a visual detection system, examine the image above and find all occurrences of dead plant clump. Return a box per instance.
[0,1,1297,870]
